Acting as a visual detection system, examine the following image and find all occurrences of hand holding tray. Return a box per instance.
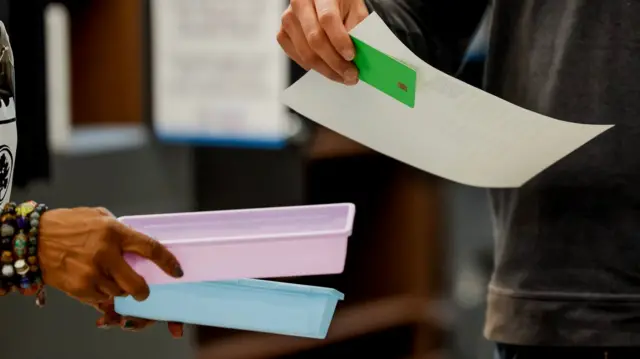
[114,204,355,338]
[119,203,355,284]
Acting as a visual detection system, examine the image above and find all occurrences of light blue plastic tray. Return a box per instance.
[114,279,344,339]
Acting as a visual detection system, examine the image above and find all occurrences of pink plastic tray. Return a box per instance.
[119,203,355,284]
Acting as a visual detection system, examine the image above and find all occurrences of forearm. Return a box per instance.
[364,0,488,74]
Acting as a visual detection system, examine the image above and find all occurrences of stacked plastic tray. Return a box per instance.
[114,203,355,339]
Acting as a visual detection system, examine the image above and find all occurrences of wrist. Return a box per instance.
[0,201,48,305]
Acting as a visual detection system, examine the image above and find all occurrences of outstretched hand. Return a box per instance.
[277,0,369,84]
[37,207,185,337]
[38,207,184,303]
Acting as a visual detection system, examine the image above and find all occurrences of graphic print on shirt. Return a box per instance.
[0,21,17,207]
[0,144,13,202]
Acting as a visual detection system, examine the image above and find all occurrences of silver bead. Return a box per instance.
[1,223,13,237]
[1,263,14,277]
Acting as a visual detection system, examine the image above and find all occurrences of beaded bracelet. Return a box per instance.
[0,201,48,306]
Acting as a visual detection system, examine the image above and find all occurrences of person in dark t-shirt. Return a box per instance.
[278,0,640,357]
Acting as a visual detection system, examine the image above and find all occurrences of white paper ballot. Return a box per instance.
[281,13,613,188]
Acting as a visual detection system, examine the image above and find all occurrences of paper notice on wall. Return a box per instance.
[150,0,292,147]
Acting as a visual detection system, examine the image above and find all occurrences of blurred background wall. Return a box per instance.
[0,1,496,358]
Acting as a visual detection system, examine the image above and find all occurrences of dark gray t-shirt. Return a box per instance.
[368,0,640,346]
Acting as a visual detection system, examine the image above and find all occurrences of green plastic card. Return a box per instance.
[351,36,417,108]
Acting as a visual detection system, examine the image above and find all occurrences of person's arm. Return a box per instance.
[0,201,185,337]
[0,19,182,336]
[364,0,489,74]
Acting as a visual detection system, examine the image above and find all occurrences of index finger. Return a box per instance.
[111,221,184,279]
[315,0,355,60]
[291,0,356,80]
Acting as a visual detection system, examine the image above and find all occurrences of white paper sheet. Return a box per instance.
[281,13,613,188]
[151,0,293,146]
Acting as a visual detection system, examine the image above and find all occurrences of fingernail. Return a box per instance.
[168,322,184,339]
[342,49,355,61]
[170,328,184,339]
[344,69,358,85]
[173,265,184,278]
[97,317,111,329]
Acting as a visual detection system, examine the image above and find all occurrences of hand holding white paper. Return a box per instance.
[281,13,613,188]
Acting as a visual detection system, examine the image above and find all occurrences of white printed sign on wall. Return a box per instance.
[150,0,293,148]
